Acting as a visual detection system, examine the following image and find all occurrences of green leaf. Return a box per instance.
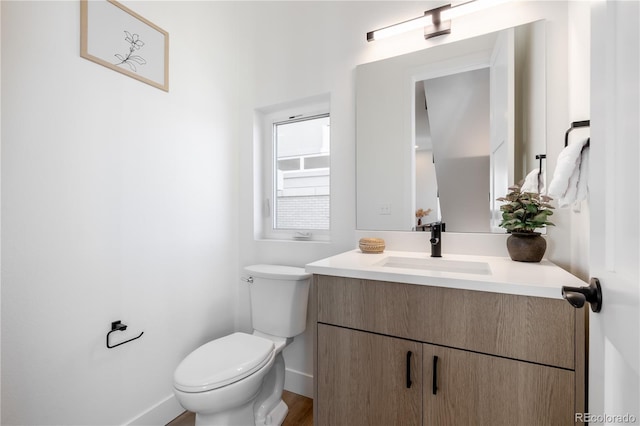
[496,184,555,232]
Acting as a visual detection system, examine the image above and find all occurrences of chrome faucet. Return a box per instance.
[426,222,446,257]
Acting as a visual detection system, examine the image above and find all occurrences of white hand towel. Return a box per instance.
[548,138,589,208]
[520,168,545,194]
[575,145,589,203]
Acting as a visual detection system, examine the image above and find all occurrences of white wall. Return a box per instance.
[2,1,241,424]
[0,2,3,422]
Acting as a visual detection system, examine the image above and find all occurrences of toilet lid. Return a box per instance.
[174,332,275,393]
[243,264,312,280]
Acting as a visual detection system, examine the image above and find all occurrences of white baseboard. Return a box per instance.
[124,394,184,426]
[284,368,313,399]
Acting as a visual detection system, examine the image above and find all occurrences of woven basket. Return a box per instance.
[359,238,386,254]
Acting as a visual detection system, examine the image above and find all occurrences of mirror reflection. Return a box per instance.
[356,21,545,233]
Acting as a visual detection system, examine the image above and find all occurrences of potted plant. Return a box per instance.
[415,208,432,226]
[497,185,555,262]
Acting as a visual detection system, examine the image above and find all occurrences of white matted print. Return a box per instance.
[81,0,169,91]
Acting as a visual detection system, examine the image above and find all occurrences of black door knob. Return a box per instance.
[562,277,602,313]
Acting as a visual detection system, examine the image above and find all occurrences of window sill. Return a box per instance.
[255,237,332,244]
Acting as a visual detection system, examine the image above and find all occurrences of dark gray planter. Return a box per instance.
[506,232,546,262]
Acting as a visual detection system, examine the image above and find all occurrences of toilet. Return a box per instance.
[173,265,312,426]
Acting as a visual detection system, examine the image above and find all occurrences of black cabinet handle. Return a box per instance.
[406,351,412,388]
[432,355,439,395]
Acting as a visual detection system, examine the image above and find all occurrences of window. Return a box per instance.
[257,97,331,241]
[274,114,330,231]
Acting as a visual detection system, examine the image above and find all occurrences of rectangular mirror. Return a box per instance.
[356,21,546,232]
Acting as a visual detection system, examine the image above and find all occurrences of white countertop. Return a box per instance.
[305,250,586,300]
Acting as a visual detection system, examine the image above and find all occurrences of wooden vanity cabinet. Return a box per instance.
[423,344,575,425]
[313,274,586,426]
[317,324,422,426]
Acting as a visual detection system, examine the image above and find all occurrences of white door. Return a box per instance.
[589,1,640,423]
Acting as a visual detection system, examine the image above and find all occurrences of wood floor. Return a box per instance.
[166,390,313,426]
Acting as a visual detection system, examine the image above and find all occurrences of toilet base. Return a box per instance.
[255,399,288,426]
[195,398,255,426]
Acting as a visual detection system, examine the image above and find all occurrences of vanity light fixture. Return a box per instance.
[366,0,508,42]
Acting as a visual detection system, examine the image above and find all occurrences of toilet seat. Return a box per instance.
[174,332,275,393]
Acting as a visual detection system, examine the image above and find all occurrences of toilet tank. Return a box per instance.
[244,265,312,338]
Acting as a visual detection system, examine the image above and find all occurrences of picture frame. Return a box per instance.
[80,0,169,91]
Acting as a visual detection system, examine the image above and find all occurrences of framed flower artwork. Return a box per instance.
[80,0,169,91]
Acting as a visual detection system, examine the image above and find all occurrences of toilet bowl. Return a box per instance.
[173,332,276,425]
[173,265,311,426]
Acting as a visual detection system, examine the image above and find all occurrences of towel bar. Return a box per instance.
[106,320,144,349]
[565,120,590,147]
[534,154,546,193]
[535,154,546,172]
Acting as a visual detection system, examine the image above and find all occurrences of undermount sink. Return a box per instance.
[376,256,492,275]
